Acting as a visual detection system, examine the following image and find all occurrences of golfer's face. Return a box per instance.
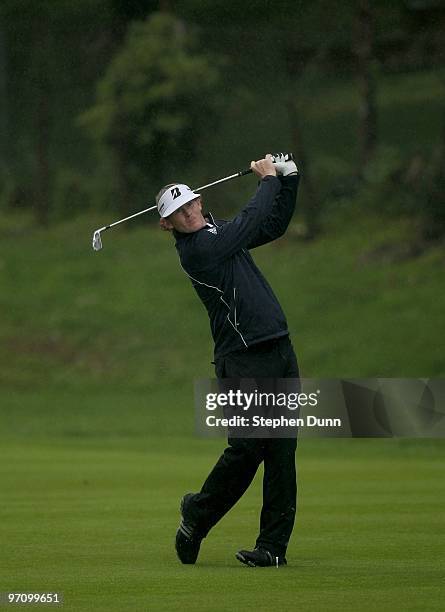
[168,198,205,233]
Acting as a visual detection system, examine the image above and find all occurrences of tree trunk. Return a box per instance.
[34,18,51,226]
[422,107,445,241]
[354,0,377,174]
[287,97,321,239]
[0,19,8,174]
[35,91,50,225]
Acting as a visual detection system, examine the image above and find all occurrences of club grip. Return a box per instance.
[239,168,253,176]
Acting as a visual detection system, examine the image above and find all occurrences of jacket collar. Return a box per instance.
[173,212,215,240]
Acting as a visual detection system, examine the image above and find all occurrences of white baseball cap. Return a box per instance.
[157,183,201,218]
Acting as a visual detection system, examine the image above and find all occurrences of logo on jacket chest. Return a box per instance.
[207,226,218,235]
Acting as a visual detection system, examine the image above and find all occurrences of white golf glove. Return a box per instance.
[271,152,298,176]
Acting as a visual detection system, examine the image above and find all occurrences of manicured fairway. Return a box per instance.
[1,436,443,611]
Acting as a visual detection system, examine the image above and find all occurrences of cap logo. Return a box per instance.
[157,183,200,217]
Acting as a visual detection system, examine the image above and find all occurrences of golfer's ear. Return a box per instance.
[159,217,173,232]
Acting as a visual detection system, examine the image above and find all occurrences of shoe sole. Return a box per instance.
[235,551,287,568]
[235,552,256,567]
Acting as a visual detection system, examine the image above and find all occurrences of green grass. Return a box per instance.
[1,438,444,611]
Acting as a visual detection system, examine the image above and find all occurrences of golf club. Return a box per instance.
[92,166,253,251]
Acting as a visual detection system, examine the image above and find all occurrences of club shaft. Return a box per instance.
[94,166,253,237]
[102,204,158,231]
[195,168,252,192]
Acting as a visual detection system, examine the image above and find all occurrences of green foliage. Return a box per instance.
[80,12,221,207]
[0,170,16,209]
[0,168,31,211]
[409,145,445,241]
[353,143,445,241]
[52,167,92,221]
[359,145,407,213]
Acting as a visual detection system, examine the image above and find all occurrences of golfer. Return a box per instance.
[157,153,300,567]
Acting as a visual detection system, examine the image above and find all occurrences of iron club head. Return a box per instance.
[92,230,103,251]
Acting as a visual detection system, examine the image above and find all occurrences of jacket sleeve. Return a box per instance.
[246,174,300,250]
[193,175,282,263]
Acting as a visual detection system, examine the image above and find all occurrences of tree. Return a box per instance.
[80,12,221,217]
[0,0,119,224]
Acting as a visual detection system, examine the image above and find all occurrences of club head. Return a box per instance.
[92,230,103,251]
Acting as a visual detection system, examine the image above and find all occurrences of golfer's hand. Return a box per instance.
[271,152,298,176]
[250,154,277,179]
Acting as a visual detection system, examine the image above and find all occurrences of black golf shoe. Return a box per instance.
[175,493,203,564]
[236,547,287,567]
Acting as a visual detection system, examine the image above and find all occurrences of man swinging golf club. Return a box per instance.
[157,153,300,567]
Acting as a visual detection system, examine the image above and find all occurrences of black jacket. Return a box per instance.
[174,174,300,359]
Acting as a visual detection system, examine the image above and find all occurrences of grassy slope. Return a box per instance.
[0,208,444,446]
[0,208,443,431]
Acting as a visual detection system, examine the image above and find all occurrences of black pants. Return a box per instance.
[189,335,299,557]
